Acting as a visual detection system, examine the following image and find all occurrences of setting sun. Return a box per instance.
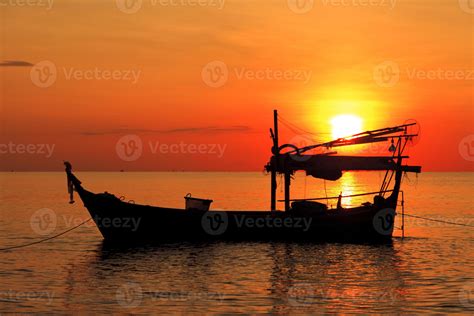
[331,115,363,139]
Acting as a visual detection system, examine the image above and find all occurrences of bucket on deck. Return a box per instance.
[184,193,213,211]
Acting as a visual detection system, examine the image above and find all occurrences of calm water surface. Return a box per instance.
[0,172,473,313]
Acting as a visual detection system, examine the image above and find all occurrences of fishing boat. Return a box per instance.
[65,110,421,243]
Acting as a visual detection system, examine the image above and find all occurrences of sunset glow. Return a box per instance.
[331,115,363,139]
[1,2,473,314]
[0,1,472,171]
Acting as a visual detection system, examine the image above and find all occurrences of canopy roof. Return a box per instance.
[271,155,421,181]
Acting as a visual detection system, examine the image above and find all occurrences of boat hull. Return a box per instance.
[78,189,397,243]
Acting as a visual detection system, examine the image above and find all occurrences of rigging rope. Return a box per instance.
[323,179,329,207]
[277,115,326,143]
[403,213,474,228]
[0,218,93,251]
[279,121,319,142]
[278,115,315,134]
[403,172,419,187]
[304,176,307,199]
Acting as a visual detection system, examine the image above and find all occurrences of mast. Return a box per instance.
[388,137,406,205]
[284,169,291,211]
[270,110,278,211]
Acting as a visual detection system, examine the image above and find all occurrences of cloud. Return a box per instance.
[0,60,34,67]
[164,126,250,133]
[80,126,251,136]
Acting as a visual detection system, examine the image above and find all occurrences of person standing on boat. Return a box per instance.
[337,192,343,210]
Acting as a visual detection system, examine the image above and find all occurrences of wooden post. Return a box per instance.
[271,110,279,211]
[271,168,276,211]
[401,191,405,240]
[284,171,291,211]
[273,110,279,155]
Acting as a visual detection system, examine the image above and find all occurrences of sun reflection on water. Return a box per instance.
[339,172,356,207]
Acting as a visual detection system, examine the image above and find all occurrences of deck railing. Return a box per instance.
[278,189,395,202]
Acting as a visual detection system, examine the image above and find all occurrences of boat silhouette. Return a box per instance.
[65,110,421,243]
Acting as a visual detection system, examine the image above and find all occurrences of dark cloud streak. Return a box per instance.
[80,126,251,136]
[0,60,34,67]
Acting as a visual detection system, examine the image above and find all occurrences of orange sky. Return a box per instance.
[0,0,473,171]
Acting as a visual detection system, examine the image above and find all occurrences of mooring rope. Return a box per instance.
[0,218,93,251]
[403,213,474,228]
